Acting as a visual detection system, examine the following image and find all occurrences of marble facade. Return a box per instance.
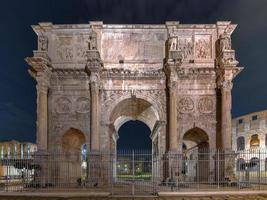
[25,21,242,155]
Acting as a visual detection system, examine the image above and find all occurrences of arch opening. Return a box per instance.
[110,97,159,132]
[182,127,209,151]
[110,97,160,153]
[117,120,152,151]
[110,97,159,181]
[59,128,87,184]
[182,127,209,181]
[62,128,86,153]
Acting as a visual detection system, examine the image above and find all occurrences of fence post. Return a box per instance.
[259,149,261,190]
[132,150,135,196]
[217,149,219,189]
[6,158,8,192]
[197,152,199,191]
[111,152,114,195]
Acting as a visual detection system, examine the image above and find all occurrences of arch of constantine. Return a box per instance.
[26,21,242,156]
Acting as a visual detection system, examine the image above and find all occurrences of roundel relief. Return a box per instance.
[198,97,214,114]
[178,97,194,113]
[75,97,90,113]
[55,97,72,114]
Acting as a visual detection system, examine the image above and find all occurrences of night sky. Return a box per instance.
[0,0,267,146]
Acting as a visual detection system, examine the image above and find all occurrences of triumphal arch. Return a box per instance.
[26,21,242,156]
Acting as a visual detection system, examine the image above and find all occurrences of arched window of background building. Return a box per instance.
[236,158,245,171]
[249,157,260,171]
[21,144,24,159]
[0,145,3,159]
[27,144,30,158]
[265,134,267,147]
[250,134,260,148]
[237,136,245,150]
[14,144,17,159]
[81,143,87,161]
[265,158,267,171]
[7,146,10,159]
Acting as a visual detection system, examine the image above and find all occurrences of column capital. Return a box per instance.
[85,50,103,70]
[219,80,233,91]
[36,81,49,94]
[168,80,177,92]
[25,51,52,81]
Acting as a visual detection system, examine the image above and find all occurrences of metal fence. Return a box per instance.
[1,149,267,195]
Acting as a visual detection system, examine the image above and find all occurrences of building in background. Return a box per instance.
[232,110,267,171]
[0,140,37,178]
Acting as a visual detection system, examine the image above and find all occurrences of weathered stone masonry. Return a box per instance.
[26,21,242,155]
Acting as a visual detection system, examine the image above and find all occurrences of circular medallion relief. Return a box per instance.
[198,97,214,114]
[76,97,90,113]
[178,97,194,113]
[55,97,71,114]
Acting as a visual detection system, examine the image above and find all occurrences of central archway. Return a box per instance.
[110,97,160,152]
[110,97,159,181]
[117,120,152,150]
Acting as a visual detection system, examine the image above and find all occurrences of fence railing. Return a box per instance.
[1,149,267,195]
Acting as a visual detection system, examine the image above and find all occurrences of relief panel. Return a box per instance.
[194,35,212,59]
[177,36,194,59]
[101,31,165,63]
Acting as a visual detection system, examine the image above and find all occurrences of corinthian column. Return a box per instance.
[90,72,100,151]
[168,81,178,151]
[36,80,49,151]
[220,80,232,150]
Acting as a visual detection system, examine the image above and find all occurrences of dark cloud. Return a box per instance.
[0,0,267,143]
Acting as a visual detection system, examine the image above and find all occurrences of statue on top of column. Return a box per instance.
[169,37,178,51]
[219,33,231,51]
[38,35,48,51]
[87,31,97,50]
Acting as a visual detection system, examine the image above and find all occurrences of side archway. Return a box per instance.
[62,128,86,152]
[182,127,209,181]
[182,127,209,151]
[57,128,86,185]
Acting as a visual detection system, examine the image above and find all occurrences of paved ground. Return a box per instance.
[1,190,267,199]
